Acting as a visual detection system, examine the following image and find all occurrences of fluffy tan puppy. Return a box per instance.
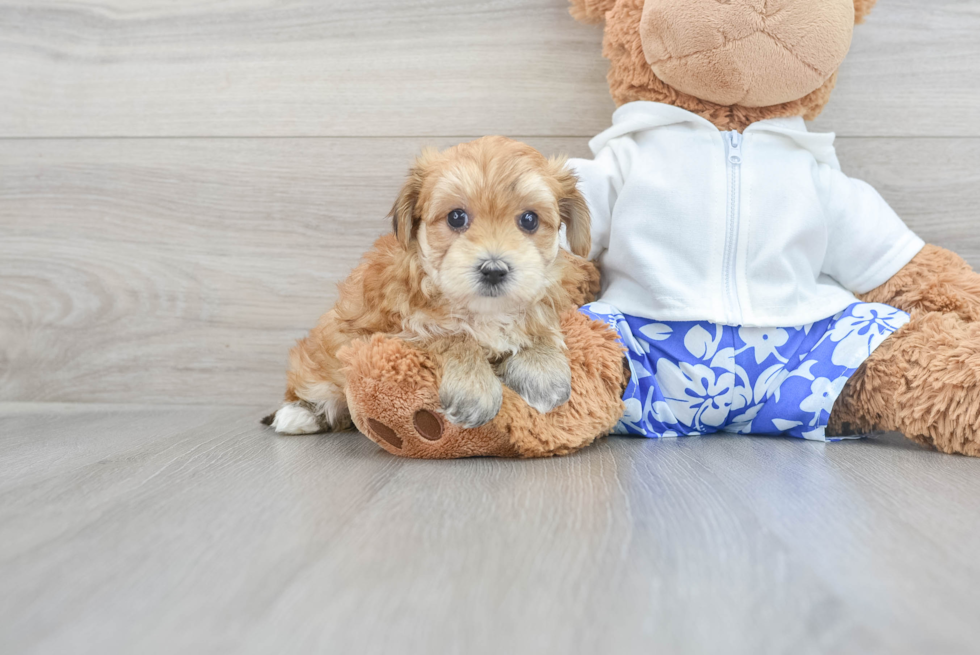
[269,136,593,435]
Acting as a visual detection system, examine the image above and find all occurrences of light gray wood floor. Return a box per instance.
[2,403,980,655]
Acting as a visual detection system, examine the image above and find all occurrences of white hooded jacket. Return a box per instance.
[569,101,924,327]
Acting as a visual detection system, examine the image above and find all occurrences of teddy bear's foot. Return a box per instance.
[830,311,980,457]
[340,333,519,459]
[339,310,628,459]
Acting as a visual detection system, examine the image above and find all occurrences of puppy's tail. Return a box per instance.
[260,411,277,426]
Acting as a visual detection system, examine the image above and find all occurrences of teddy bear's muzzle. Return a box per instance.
[639,0,855,108]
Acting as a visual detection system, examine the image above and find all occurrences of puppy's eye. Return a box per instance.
[518,211,539,233]
[447,209,469,231]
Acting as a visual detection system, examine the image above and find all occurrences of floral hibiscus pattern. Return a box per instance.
[580,302,910,441]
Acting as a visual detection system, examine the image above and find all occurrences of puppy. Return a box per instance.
[269,136,593,435]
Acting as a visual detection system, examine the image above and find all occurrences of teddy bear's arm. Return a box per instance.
[568,0,618,24]
[857,245,980,322]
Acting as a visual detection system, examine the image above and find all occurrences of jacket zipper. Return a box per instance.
[723,130,743,323]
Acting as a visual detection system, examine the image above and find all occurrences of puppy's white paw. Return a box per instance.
[439,371,503,429]
[271,403,322,435]
[499,347,572,415]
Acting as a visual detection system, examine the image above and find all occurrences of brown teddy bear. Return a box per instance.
[337,0,980,458]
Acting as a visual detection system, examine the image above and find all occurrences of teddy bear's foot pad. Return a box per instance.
[412,409,444,441]
[356,406,514,459]
[366,409,444,451]
[366,419,403,449]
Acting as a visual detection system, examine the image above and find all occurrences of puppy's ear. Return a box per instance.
[550,157,591,259]
[390,172,422,249]
[389,150,434,248]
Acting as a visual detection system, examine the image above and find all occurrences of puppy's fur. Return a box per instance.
[270,136,592,434]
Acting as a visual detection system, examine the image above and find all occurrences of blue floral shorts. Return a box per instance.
[580,302,910,441]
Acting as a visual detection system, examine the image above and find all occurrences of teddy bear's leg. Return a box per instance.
[859,245,980,323]
[829,311,980,456]
[339,310,627,459]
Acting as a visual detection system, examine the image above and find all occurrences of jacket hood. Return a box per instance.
[589,101,841,169]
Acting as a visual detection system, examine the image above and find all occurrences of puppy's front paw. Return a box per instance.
[499,347,572,415]
[438,370,503,429]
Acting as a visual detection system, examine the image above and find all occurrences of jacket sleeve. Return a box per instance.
[819,168,925,294]
[567,145,625,262]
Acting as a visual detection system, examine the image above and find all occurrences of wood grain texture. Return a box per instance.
[1,404,979,655]
[0,137,587,405]
[2,137,978,405]
[1,0,978,138]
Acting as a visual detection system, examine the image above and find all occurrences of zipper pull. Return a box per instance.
[728,131,742,165]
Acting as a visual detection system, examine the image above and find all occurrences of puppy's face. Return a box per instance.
[391,137,590,314]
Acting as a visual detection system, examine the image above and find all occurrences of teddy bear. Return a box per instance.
[335,0,980,458]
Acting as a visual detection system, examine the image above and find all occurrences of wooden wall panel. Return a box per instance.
[1,0,978,138]
[2,137,977,404]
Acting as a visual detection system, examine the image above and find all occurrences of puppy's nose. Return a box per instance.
[479,259,510,285]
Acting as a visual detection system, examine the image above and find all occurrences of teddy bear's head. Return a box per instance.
[571,0,878,130]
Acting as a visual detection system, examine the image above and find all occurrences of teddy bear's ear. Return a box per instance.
[853,0,878,23]
[569,0,618,24]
